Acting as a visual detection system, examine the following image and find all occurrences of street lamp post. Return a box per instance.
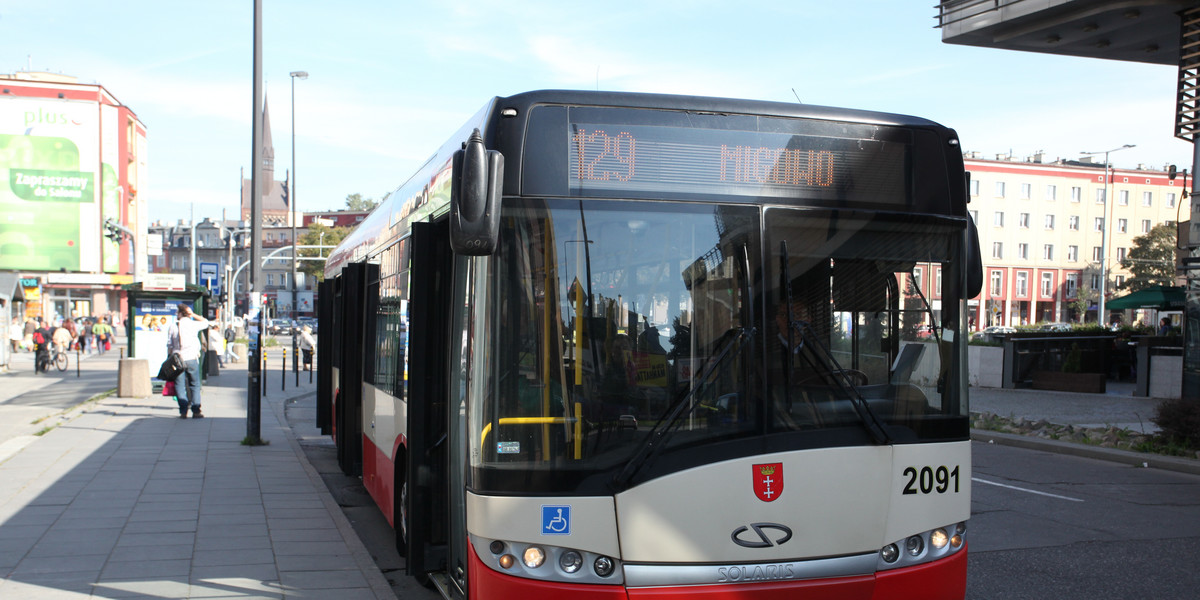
[1081,144,1135,325]
[289,70,307,376]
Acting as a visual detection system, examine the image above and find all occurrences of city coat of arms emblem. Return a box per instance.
[752,462,783,502]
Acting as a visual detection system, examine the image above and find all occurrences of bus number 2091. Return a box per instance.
[902,465,960,495]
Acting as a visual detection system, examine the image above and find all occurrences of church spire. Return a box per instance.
[261,96,274,195]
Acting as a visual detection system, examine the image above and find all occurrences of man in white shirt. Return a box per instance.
[167,303,210,418]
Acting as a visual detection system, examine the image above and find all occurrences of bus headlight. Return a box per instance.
[559,550,583,573]
[523,546,546,568]
[594,555,615,577]
[905,535,924,557]
[930,528,949,550]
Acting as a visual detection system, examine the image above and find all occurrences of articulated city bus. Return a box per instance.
[316,90,983,599]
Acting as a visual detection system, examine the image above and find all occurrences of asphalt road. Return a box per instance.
[968,440,1200,598]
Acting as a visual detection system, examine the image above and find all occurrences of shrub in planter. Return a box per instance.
[1153,398,1200,449]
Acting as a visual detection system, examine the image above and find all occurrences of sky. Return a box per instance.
[0,1,1188,225]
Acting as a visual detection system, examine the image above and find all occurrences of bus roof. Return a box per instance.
[324,90,959,279]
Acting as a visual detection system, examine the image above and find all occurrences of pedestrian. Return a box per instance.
[299,324,316,371]
[23,317,35,352]
[52,320,72,356]
[93,318,113,354]
[167,304,210,418]
[223,323,237,363]
[33,318,52,373]
[1159,317,1172,336]
[208,324,225,367]
[8,317,21,353]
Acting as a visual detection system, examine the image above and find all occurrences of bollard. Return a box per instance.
[309,355,314,384]
[282,348,286,392]
[262,350,268,397]
[76,347,81,378]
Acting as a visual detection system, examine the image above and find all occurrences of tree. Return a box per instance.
[298,222,351,282]
[1118,222,1177,292]
[1068,284,1096,323]
[345,193,379,212]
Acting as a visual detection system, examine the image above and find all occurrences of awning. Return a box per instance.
[0,273,23,302]
[1105,285,1185,311]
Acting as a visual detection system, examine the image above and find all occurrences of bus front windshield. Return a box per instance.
[468,199,968,495]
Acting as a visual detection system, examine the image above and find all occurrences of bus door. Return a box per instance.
[316,277,334,435]
[334,262,373,477]
[406,220,467,596]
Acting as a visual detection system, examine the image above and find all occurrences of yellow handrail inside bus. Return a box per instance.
[481,414,583,460]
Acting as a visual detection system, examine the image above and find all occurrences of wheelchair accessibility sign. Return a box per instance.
[541,505,571,535]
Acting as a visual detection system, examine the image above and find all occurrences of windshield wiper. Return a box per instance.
[779,240,888,445]
[612,326,756,489]
[788,319,890,444]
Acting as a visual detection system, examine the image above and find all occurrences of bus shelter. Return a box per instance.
[123,282,213,382]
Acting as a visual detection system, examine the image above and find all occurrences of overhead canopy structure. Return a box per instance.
[1105,285,1185,310]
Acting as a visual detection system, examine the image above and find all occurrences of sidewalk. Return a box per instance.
[0,347,394,599]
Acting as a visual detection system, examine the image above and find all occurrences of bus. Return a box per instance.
[317,90,983,600]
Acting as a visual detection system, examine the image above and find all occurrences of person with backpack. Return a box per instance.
[167,304,210,418]
[33,318,53,373]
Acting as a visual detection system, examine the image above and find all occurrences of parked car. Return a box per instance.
[268,319,292,335]
[298,318,318,334]
[1038,323,1072,332]
[971,325,1016,342]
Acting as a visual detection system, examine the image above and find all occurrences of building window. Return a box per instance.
[1091,274,1101,289]
[970,209,979,223]
[935,269,943,296]
[1067,245,1078,262]
[1096,188,1106,204]
[1094,217,1104,232]
[1115,275,1125,287]
[1046,185,1057,201]
[1071,186,1082,202]
[1043,244,1054,260]
[267,273,275,286]
[990,271,1002,297]
[995,182,1006,197]
[1118,190,1129,206]
[1117,247,1127,262]
[1016,272,1028,297]
[1045,214,1055,230]
[970,180,980,196]
[1066,273,1078,297]
[1117,218,1127,233]
[1093,246,1102,261]
[1041,272,1053,297]
[1143,191,1153,207]
[1142,219,1152,234]
[994,212,1005,227]
[280,273,288,289]
[1069,215,1080,230]
[1020,183,1032,199]
[1019,213,1030,228]
[992,242,1003,259]
[1168,192,1177,208]
[1018,243,1029,259]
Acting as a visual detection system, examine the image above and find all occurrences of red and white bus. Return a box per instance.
[317,90,982,599]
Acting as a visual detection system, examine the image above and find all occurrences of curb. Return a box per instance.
[971,429,1200,476]
[263,383,396,599]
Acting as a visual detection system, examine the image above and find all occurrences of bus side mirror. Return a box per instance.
[450,128,504,255]
[966,216,983,299]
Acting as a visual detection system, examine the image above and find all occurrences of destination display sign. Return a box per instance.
[566,121,910,203]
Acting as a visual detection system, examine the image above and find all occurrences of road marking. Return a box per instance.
[971,477,1084,502]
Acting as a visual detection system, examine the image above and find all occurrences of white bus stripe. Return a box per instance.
[971,477,1084,502]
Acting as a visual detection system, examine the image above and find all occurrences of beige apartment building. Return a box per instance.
[964,153,1187,330]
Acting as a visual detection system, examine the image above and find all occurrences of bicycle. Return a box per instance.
[50,345,69,372]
